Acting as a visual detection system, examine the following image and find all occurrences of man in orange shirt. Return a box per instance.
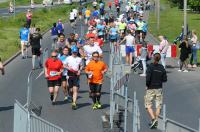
[85,52,108,110]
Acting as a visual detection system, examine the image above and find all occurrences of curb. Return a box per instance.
[2,1,91,67]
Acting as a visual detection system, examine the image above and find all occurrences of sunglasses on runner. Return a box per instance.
[51,56,57,58]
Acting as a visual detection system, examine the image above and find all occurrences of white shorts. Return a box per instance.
[21,40,28,46]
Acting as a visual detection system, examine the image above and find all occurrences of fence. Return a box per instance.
[14,100,65,132]
[157,104,200,132]
[108,42,140,132]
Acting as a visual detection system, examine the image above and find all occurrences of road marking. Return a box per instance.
[35,70,44,80]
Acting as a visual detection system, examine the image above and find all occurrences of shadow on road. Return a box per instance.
[0,106,14,112]
[78,103,91,109]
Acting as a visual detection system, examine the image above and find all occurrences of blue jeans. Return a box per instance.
[161,53,166,69]
[190,46,197,65]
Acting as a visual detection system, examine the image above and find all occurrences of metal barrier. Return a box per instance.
[108,42,140,132]
[14,100,65,132]
[157,104,200,132]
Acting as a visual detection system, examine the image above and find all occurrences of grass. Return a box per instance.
[148,0,200,62]
[0,0,43,8]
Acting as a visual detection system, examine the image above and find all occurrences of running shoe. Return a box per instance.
[140,74,146,77]
[96,102,102,109]
[178,69,182,72]
[183,70,189,73]
[92,104,98,110]
[50,94,54,101]
[150,119,158,129]
[72,102,77,110]
[64,96,68,101]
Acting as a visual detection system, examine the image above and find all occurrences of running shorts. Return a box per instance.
[61,76,67,82]
[126,46,134,54]
[68,76,79,88]
[47,79,61,87]
[89,83,102,93]
[32,47,41,56]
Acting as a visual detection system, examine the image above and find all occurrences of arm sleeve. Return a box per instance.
[146,65,152,87]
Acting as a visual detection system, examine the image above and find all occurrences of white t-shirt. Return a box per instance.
[125,35,135,46]
[70,12,75,20]
[126,5,130,12]
[72,9,78,17]
[65,56,82,71]
[83,44,102,64]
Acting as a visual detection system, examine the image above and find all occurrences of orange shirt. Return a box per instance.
[108,2,112,6]
[85,60,107,84]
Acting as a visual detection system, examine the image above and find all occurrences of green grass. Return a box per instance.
[148,0,200,62]
[0,2,93,62]
[0,0,43,8]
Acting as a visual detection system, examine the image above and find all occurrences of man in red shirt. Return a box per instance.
[45,51,63,105]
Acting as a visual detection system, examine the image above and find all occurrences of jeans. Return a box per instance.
[161,53,166,69]
[190,45,197,65]
[141,60,147,74]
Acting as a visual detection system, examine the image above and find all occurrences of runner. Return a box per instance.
[108,1,112,10]
[85,52,108,110]
[83,37,103,65]
[0,57,5,75]
[96,20,106,40]
[119,30,135,65]
[19,24,30,59]
[72,8,78,25]
[118,19,127,38]
[58,47,70,101]
[50,23,59,50]
[109,23,118,46]
[45,51,63,105]
[65,46,83,110]
[92,1,98,10]
[57,19,64,35]
[69,9,75,28]
[56,34,66,54]
[26,9,32,28]
[135,15,145,43]
[84,7,91,25]
[30,28,43,70]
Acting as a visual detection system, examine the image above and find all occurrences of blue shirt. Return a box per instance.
[96,24,105,36]
[58,55,68,76]
[92,10,99,17]
[20,28,29,41]
[51,27,58,36]
[142,22,148,33]
[109,28,118,39]
[57,23,63,33]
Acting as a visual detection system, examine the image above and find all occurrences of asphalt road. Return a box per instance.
[1,2,200,132]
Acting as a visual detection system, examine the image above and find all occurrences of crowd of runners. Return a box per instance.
[0,0,197,130]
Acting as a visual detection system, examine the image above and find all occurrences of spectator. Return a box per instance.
[159,36,169,69]
[0,57,5,75]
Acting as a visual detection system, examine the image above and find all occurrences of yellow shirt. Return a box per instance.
[85,10,91,17]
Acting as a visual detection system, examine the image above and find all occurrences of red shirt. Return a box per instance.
[94,38,104,47]
[45,58,63,80]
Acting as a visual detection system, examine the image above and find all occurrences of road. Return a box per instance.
[1,2,200,132]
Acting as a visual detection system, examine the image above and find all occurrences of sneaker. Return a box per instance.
[183,70,189,72]
[96,102,102,109]
[188,64,192,68]
[92,104,98,110]
[50,94,54,101]
[72,102,77,110]
[192,64,197,68]
[52,101,56,105]
[178,69,182,72]
[21,56,25,59]
[140,74,146,77]
[64,96,68,101]
[150,119,158,129]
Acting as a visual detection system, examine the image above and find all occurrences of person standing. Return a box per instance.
[178,37,190,72]
[159,36,169,69]
[30,28,43,70]
[85,52,108,110]
[145,53,167,129]
[26,9,32,28]
[139,42,148,77]
[189,30,198,68]
[19,24,30,59]
[65,46,83,110]
[45,51,63,105]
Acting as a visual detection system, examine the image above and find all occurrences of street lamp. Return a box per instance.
[183,0,187,36]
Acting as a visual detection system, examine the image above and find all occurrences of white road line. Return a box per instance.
[35,70,44,80]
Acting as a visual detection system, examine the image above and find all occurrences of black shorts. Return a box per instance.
[136,30,144,35]
[32,48,41,56]
[70,19,75,23]
[110,38,117,42]
[68,76,79,88]
[47,79,61,87]
[89,83,102,93]
[61,76,67,82]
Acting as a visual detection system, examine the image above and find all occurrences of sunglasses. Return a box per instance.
[93,56,99,58]
[52,56,57,58]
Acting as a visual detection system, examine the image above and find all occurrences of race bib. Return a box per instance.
[50,71,58,77]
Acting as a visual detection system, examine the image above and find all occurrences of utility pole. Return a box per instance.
[156,0,160,31]
[14,0,15,18]
[183,0,187,36]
